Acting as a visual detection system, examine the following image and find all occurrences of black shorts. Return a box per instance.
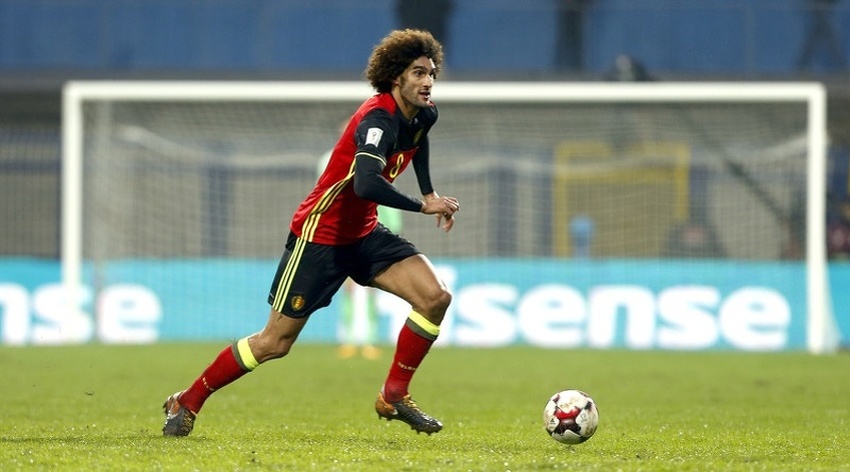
[267,223,421,319]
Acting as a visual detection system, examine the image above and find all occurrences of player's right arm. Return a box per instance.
[421,192,459,232]
[352,109,459,230]
[352,109,423,211]
[353,153,425,211]
[351,113,423,212]
[353,151,458,231]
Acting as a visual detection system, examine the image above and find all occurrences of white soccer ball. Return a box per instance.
[543,389,599,444]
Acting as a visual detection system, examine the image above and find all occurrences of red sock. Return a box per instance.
[179,344,250,413]
[382,322,436,403]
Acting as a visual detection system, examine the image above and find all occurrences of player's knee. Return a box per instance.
[252,334,294,362]
[437,288,452,312]
[421,286,452,318]
[266,342,292,360]
[263,344,292,362]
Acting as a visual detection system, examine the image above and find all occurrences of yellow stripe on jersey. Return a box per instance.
[355,151,386,165]
[301,160,358,241]
[271,236,308,313]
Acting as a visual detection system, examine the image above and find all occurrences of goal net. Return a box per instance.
[62,81,836,352]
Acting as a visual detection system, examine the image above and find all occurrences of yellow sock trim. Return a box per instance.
[236,337,259,371]
[408,310,440,337]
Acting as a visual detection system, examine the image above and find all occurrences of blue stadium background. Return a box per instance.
[1,0,849,75]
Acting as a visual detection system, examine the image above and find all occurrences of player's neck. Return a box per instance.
[390,89,416,122]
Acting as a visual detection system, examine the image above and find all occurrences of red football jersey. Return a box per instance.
[290,92,435,245]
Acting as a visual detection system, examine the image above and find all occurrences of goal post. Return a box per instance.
[61,81,835,352]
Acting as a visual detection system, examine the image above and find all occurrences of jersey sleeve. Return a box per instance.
[412,135,434,196]
[414,104,438,195]
[352,109,423,212]
[355,109,397,164]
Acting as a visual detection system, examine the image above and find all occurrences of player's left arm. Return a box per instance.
[413,135,459,233]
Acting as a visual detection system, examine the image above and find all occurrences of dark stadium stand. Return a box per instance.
[0,0,847,78]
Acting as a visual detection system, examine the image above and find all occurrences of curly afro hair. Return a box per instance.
[364,29,444,93]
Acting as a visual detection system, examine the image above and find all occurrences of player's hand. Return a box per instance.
[421,192,460,233]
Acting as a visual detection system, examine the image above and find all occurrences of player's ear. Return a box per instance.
[392,72,404,87]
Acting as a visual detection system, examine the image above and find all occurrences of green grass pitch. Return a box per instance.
[1,343,848,471]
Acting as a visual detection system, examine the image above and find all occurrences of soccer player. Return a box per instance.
[317,133,402,360]
[162,29,459,437]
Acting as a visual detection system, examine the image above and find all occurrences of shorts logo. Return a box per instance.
[365,128,383,146]
[291,295,306,311]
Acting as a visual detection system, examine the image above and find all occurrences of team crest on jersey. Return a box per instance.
[366,128,383,146]
[291,295,306,311]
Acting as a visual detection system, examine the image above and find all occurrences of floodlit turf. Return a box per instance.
[1,343,848,471]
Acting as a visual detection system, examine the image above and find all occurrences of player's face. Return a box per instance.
[393,56,436,119]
